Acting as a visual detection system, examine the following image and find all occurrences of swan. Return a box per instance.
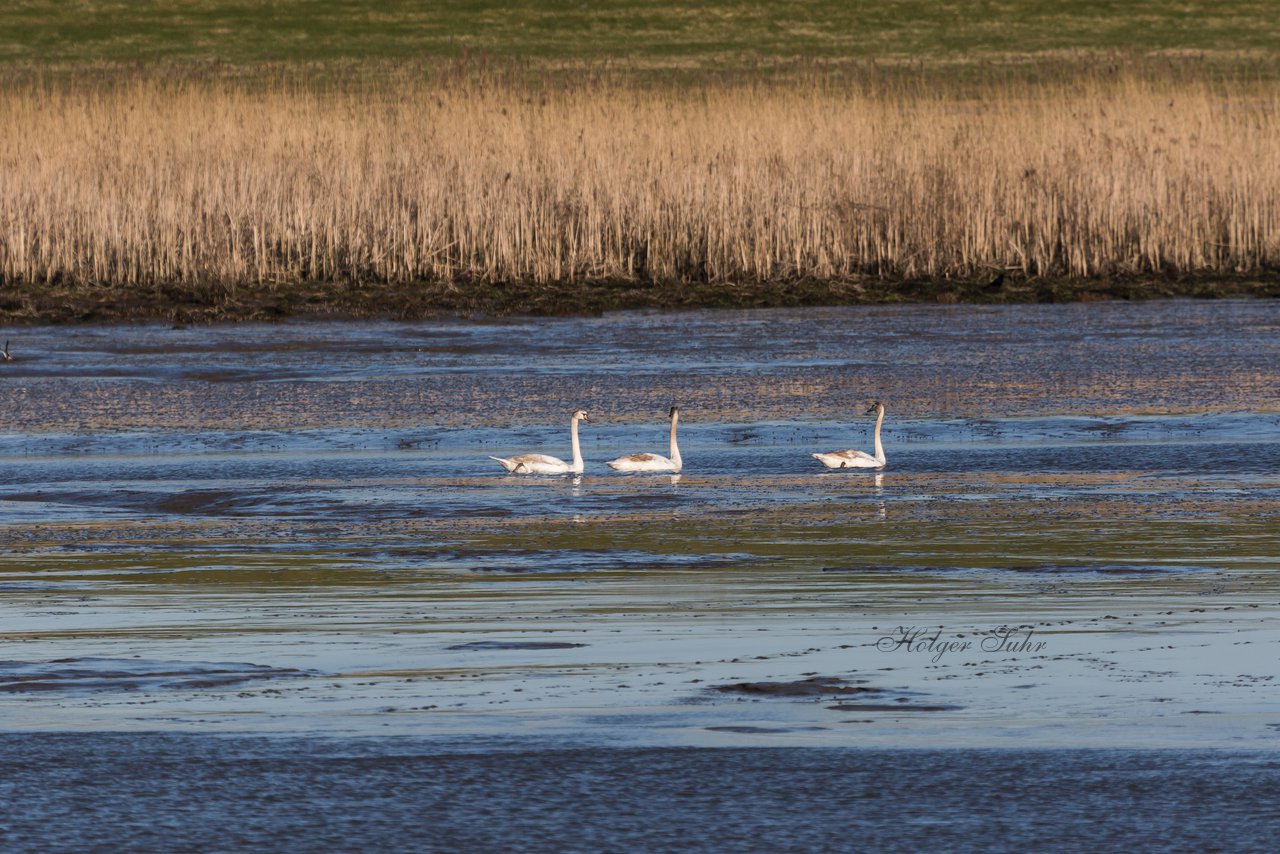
[813,401,886,469]
[607,406,683,473]
[490,409,590,475]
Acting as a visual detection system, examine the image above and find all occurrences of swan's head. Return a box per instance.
[866,401,885,415]
[572,409,590,422]
[668,405,680,419]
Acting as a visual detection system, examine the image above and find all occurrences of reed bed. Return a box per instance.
[1,73,1278,291]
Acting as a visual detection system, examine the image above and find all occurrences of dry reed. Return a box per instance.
[1,73,1278,291]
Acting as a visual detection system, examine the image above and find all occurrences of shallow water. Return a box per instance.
[4,736,1279,853]
[1,300,1278,753]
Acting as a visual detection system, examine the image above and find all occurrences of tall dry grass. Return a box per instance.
[1,72,1278,290]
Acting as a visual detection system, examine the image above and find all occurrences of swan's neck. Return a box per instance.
[669,413,682,471]
[570,417,584,472]
[872,409,885,463]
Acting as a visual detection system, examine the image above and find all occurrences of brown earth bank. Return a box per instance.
[1,274,1277,324]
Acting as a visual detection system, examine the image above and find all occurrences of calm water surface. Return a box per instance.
[4,736,1279,854]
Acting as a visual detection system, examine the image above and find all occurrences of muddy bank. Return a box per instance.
[2,274,1278,324]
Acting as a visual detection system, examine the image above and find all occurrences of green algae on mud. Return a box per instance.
[4,468,1276,591]
[3,275,1279,324]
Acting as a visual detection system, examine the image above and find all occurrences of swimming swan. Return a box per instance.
[607,406,682,473]
[813,402,886,469]
[491,409,590,475]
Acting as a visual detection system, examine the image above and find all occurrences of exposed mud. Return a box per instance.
[713,677,884,698]
[828,703,965,713]
[446,641,588,651]
[822,564,1214,575]
[702,725,830,733]
[2,275,1277,325]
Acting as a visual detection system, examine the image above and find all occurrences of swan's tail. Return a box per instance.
[811,452,839,469]
[489,456,518,473]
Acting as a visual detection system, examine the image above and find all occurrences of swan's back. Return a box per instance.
[812,450,882,469]
[491,453,569,474]
[607,452,675,472]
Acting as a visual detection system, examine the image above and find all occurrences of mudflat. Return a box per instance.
[1,300,1276,750]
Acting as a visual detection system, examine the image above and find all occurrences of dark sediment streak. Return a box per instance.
[3,274,1278,324]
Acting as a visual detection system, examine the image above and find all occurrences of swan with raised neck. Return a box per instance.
[812,402,886,469]
[491,409,590,475]
[607,406,683,473]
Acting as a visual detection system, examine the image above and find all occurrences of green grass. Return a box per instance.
[3,1,1279,70]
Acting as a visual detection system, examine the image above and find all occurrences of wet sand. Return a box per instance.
[1,300,1278,751]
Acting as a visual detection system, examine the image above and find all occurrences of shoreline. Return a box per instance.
[3,274,1277,325]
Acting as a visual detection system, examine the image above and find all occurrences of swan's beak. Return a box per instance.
[864,403,878,415]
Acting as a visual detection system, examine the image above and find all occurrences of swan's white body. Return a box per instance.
[813,403,886,469]
[491,410,588,475]
[608,407,682,473]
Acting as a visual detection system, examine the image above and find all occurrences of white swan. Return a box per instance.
[607,406,683,473]
[813,401,886,469]
[491,409,590,475]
